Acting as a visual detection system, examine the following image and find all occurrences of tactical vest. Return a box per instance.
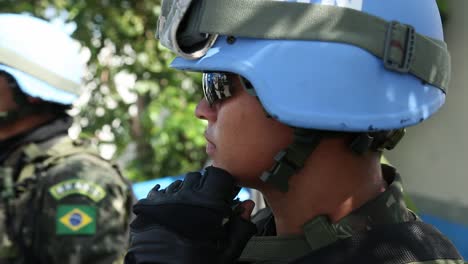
[239,212,465,264]
[0,136,130,263]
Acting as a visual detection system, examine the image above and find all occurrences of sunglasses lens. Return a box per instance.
[202,73,232,106]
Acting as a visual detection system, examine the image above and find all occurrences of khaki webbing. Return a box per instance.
[188,0,450,92]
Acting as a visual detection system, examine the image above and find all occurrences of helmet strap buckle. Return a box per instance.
[260,129,322,192]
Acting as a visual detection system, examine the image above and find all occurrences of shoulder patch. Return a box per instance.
[49,179,106,202]
[56,205,96,235]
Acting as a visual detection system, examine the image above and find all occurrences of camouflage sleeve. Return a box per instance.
[29,153,134,264]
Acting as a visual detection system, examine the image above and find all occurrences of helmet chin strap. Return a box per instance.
[260,128,324,192]
[244,81,341,192]
[260,128,406,192]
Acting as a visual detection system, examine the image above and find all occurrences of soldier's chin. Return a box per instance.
[208,161,263,188]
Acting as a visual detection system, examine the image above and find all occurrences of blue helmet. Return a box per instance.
[0,14,84,105]
[170,0,448,132]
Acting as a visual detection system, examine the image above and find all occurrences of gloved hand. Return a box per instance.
[125,166,257,264]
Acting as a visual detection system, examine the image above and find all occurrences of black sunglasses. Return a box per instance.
[202,72,233,107]
[202,72,255,107]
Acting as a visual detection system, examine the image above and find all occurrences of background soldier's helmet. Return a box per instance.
[0,14,84,105]
[167,0,450,132]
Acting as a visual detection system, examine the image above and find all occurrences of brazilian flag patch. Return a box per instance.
[56,205,96,235]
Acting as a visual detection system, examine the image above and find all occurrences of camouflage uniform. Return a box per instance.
[0,116,134,264]
[238,165,465,264]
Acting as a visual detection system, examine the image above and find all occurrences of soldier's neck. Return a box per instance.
[260,140,387,236]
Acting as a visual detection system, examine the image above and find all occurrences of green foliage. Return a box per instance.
[0,0,207,181]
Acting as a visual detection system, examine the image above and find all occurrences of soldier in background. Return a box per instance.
[0,14,133,263]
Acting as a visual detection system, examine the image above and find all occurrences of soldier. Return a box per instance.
[126,0,465,263]
[0,14,133,263]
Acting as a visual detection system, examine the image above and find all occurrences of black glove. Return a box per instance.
[125,166,257,264]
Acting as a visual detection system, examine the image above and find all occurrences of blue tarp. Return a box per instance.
[132,176,251,201]
[420,214,468,259]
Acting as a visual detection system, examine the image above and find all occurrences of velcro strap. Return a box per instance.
[193,0,450,92]
[0,46,79,94]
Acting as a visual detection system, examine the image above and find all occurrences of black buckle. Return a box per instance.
[384,21,415,73]
[260,151,295,192]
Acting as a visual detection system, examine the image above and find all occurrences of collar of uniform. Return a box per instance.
[302,164,413,251]
[0,116,72,165]
[240,165,415,262]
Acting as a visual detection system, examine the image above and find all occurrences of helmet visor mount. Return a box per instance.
[157,0,218,60]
